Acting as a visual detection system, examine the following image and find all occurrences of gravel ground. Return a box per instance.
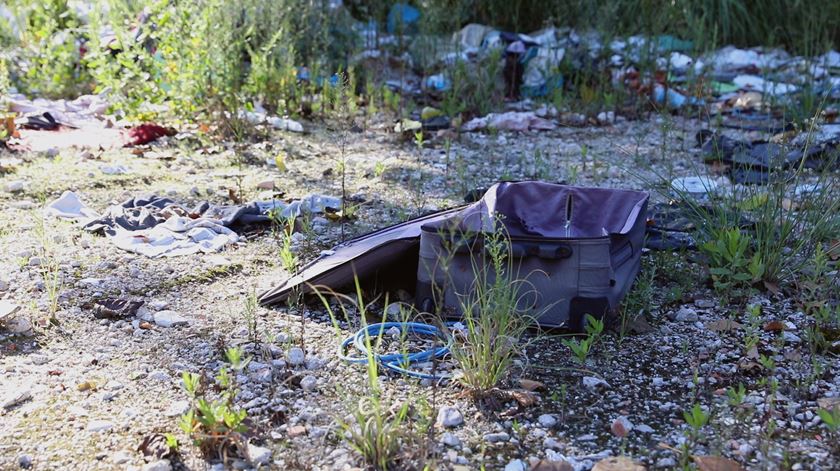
[1,109,838,471]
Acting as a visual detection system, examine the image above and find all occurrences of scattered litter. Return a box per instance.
[91,299,145,320]
[124,123,176,146]
[100,164,131,175]
[2,388,32,410]
[43,191,99,221]
[461,111,557,132]
[670,176,720,201]
[267,116,305,133]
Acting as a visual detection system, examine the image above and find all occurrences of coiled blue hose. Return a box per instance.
[340,322,454,380]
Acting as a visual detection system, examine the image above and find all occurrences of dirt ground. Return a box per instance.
[1,111,838,471]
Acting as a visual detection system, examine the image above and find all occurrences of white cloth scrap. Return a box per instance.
[43,191,99,221]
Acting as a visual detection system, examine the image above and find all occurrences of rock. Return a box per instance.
[143,460,172,471]
[148,370,171,382]
[104,380,124,391]
[288,425,307,438]
[671,306,699,322]
[27,257,42,267]
[165,400,190,417]
[538,414,557,428]
[0,300,21,320]
[5,180,24,192]
[153,310,188,327]
[2,389,32,409]
[247,443,272,465]
[655,457,677,468]
[256,179,275,190]
[286,347,305,366]
[442,432,461,447]
[611,416,634,437]
[504,459,526,471]
[782,331,801,344]
[112,451,132,465]
[635,424,654,434]
[86,420,114,432]
[543,437,561,450]
[300,375,317,392]
[0,278,8,291]
[694,299,715,309]
[483,432,510,443]
[582,376,610,390]
[437,406,464,428]
[18,455,32,469]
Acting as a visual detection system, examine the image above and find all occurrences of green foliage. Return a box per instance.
[314,281,415,471]
[700,227,764,299]
[443,222,536,395]
[818,407,840,432]
[562,314,604,364]
[179,347,251,460]
[683,403,710,431]
[5,0,92,98]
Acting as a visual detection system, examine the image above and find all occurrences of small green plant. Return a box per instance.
[684,403,710,431]
[562,314,604,364]
[818,406,840,432]
[275,213,299,273]
[243,289,259,344]
[33,214,62,325]
[179,347,251,461]
[441,221,538,396]
[313,281,415,471]
[701,228,764,300]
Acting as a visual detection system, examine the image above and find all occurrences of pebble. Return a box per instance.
[18,455,32,469]
[672,306,699,322]
[437,406,464,428]
[148,370,171,382]
[483,432,510,443]
[112,450,132,464]
[247,443,272,465]
[582,376,610,389]
[143,460,172,471]
[442,432,461,447]
[656,457,677,468]
[104,380,124,391]
[543,437,561,449]
[635,424,654,434]
[0,278,8,291]
[538,414,557,428]
[153,310,188,327]
[611,416,634,437]
[86,420,114,432]
[504,459,526,471]
[287,347,305,366]
[165,400,190,417]
[300,375,318,392]
[5,180,24,192]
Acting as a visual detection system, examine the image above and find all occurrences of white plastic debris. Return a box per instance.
[43,191,99,220]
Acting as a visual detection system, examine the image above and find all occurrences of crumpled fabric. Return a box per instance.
[80,193,341,258]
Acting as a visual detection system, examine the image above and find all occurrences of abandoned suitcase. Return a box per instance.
[415,182,649,330]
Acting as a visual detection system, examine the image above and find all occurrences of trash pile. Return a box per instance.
[44,191,340,258]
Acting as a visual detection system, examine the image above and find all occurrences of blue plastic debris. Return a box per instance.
[653,85,704,109]
[387,3,420,34]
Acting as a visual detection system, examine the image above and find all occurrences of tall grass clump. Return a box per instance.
[666,126,840,295]
[437,221,538,396]
[314,282,417,471]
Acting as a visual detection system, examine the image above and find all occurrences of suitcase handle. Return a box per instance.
[446,234,573,260]
[510,241,573,260]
